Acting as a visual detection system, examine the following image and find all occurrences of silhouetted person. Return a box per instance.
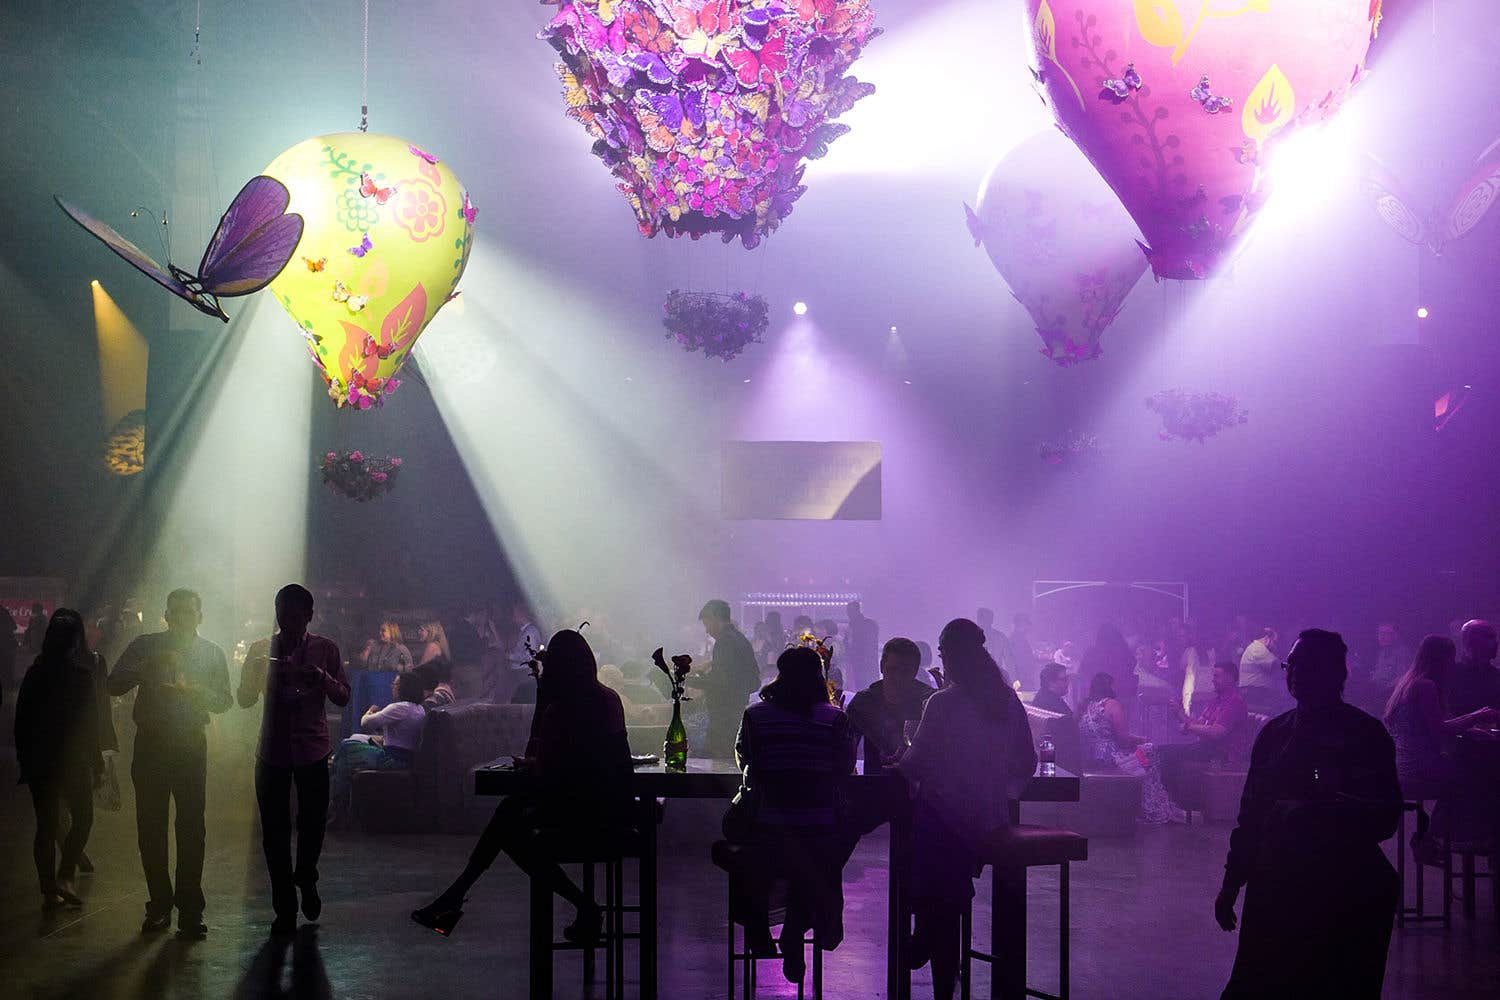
[14,609,103,909]
[845,600,879,690]
[1032,662,1082,775]
[1216,629,1401,999]
[697,600,761,758]
[846,637,933,775]
[108,589,232,938]
[1448,619,1500,716]
[1080,624,1132,701]
[901,619,1036,1000]
[726,646,857,984]
[238,584,350,935]
[1384,635,1500,857]
[412,629,631,939]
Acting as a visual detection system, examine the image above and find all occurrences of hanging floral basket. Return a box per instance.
[319,449,403,501]
[1038,430,1102,466]
[662,289,769,360]
[1146,390,1247,443]
[540,0,879,248]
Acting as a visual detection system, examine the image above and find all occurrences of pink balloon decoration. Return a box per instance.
[1024,1,1380,279]
[966,129,1147,366]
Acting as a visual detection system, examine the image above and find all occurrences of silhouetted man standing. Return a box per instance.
[1216,629,1400,999]
[697,600,760,758]
[108,589,231,938]
[238,584,349,934]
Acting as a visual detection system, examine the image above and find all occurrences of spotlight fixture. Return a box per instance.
[742,378,751,384]
[792,301,808,316]
[903,379,912,385]
[889,325,898,334]
[1416,307,1429,319]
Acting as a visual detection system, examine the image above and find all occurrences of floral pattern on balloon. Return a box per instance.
[1025,0,1379,280]
[967,129,1147,366]
[540,0,879,248]
[1146,389,1247,443]
[662,289,769,360]
[320,450,403,502]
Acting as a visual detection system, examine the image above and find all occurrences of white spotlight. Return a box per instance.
[792,301,808,316]
[1416,307,1429,319]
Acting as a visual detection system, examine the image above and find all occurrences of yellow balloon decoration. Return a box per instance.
[263,132,475,409]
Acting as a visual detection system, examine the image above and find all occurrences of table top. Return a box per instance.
[474,756,1080,802]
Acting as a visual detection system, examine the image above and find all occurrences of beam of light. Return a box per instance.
[415,238,722,641]
[92,280,149,429]
[809,0,1049,179]
[79,294,313,643]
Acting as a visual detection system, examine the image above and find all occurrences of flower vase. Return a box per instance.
[664,697,688,773]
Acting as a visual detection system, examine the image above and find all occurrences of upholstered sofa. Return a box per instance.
[352,702,534,834]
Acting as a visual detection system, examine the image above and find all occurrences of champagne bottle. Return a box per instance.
[664,698,688,773]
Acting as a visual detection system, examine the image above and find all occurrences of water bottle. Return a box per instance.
[1039,734,1057,776]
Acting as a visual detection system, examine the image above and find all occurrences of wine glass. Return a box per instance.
[902,720,921,748]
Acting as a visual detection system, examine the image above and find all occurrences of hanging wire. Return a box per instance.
[359,0,370,132]
[189,0,202,64]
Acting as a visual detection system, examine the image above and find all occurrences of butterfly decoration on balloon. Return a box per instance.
[540,0,879,248]
[55,175,305,322]
[1025,0,1381,280]
[1359,140,1500,256]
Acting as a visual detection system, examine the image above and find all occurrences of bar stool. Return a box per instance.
[961,825,1088,1000]
[1443,844,1496,923]
[712,841,824,1000]
[1396,799,1447,926]
[537,845,628,1000]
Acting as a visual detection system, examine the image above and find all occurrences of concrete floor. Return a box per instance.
[1,747,1495,1000]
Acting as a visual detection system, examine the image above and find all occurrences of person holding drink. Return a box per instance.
[846,638,934,775]
[108,589,232,939]
[238,584,349,935]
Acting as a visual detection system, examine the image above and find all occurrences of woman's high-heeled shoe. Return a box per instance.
[411,898,466,936]
[54,881,84,907]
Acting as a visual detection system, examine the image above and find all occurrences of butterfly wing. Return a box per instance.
[1359,154,1427,248]
[198,175,304,296]
[54,195,198,301]
[1444,138,1500,244]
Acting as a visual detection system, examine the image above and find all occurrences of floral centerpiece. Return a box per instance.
[662,289,769,360]
[540,0,879,248]
[1146,390,1248,443]
[652,646,694,701]
[796,631,841,705]
[1038,430,1102,466]
[319,449,403,501]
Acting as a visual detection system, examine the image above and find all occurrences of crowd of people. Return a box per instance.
[7,585,1500,999]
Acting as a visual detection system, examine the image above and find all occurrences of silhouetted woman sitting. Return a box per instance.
[411,629,632,939]
[724,645,857,984]
[1383,634,1500,857]
[899,619,1036,1000]
[14,609,104,909]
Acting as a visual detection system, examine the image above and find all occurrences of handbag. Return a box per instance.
[94,753,122,812]
[721,768,760,842]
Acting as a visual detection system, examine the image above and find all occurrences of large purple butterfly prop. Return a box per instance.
[55,175,304,323]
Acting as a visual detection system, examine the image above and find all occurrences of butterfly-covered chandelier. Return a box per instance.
[541,0,879,249]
